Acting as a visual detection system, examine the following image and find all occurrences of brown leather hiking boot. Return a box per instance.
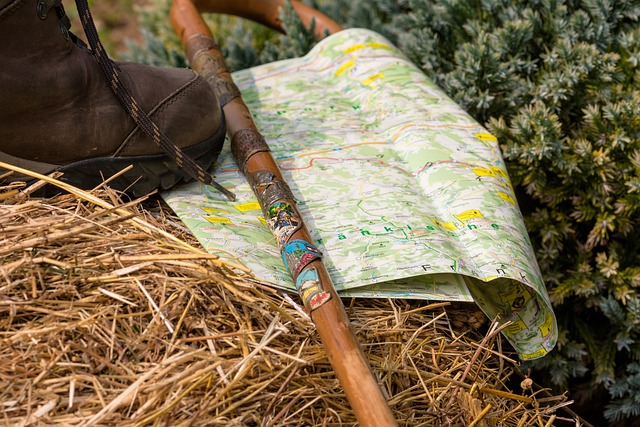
[0,0,226,196]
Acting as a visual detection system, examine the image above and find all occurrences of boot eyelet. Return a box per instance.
[36,0,47,19]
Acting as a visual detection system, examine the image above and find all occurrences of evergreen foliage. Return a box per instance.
[128,0,640,423]
[123,0,317,70]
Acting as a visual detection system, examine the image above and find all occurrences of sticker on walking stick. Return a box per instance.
[267,202,301,247]
[296,266,332,311]
[281,239,323,282]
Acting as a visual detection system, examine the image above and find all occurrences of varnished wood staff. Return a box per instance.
[170,1,398,425]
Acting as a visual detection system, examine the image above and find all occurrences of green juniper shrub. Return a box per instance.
[127,0,640,424]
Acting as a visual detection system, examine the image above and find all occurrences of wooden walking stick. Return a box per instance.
[170,1,398,425]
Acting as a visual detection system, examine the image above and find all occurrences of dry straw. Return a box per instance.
[0,165,578,426]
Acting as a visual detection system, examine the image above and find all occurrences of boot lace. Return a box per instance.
[71,0,235,200]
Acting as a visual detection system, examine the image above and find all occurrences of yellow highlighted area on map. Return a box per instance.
[368,42,391,49]
[344,43,366,53]
[235,202,262,212]
[205,216,232,224]
[202,207,224,213]
[472,167,496,178]
[504,320,527,335]
[344,42,391,54]
[500,284,532,310]
[497,191,516,205]
[540,312,553,337]
[362,73,385,86]
[335,59,355,76]
[490,166,508,178]
[521,348,548,360]
[475,133,498,142]
[432,218,457,230]
[454,209,484,222]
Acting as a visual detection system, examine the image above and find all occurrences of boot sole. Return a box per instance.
[1,121,227,198]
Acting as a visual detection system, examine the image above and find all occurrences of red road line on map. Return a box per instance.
[415,159,483,175]
[281,156,414,177]
[390,123,482,143]
[220,156,489,179]
[294,141,388,158]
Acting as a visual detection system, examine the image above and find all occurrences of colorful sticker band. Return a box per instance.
[281,239,323,282]
[267,202,302,247]
[231,129,270,173]
[296,266,332,311]
[248,170,296,217]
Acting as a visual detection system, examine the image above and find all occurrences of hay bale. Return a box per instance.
[0,171,574,426]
